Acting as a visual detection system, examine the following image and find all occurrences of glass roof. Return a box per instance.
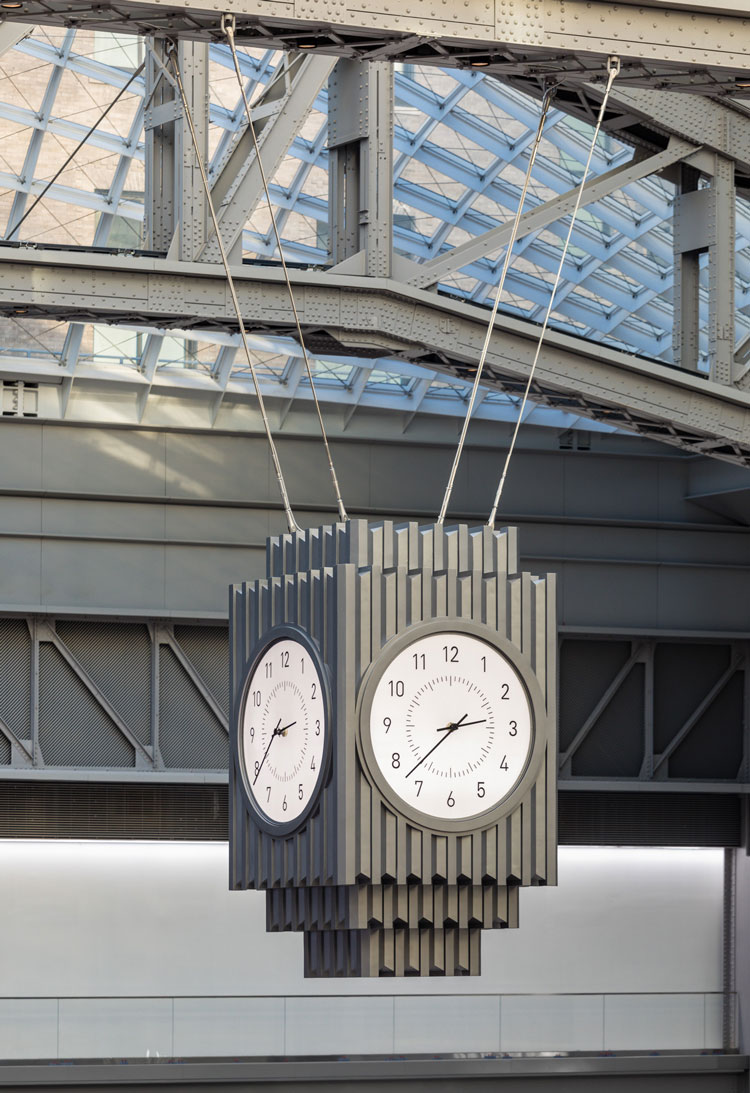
[0,28,747,429]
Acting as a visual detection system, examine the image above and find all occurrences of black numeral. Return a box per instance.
[252,690,261,706]
[311,755,316,771]
[415,779,423,797]
[477,781,485,798]
[265,662,272,679]
[412,653,426,669]
[266,785,271,802]
[254,761,260,778]
[443,645,459,663]
[249,726,254,740]
[501,683,509,700]
[311,682,316,700]
[391,752,400,769]
[447,790,455,807]
[282,795,288,812]
[383,717,391,733]
[509,720,517,736]
[500,755,509,771]
[389,680,405,697]
[481,656,486,672]
[315,719,321,736]
[298,784,304,800]
[280,650,290,668]
[301,658,305,674]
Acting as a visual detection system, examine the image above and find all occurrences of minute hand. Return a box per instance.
[405,714,469,779]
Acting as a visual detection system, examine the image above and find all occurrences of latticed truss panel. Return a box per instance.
[0,29,748,426]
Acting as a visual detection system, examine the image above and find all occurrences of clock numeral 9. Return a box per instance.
[248,726,254,741]
[388,680,405,697]
[298,784,304,801]
[391,752,400,769]
[443,645,459,663]
[447,790,455,808]
[509,720,517,736]
[383,717,391,734]
[477,781,485,798]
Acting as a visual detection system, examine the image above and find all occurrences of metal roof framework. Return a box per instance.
[0,27,749,434]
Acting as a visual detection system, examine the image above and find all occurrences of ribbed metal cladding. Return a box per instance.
[231,521,557,893]
[230,520,557,977]
[0,619,31,748]
[559,791,742,847]
[0,781,228,839]
[0,783,740,846]
[159,646,228,771]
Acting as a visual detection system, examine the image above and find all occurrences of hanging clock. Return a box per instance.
[357,619,545,831]
[237,625,331,833]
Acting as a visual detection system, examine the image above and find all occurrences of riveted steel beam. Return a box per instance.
[2,0,750,98]
[3,248,750,465]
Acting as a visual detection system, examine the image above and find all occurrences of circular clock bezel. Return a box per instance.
[236,623,333,836]
[356,617,550,834]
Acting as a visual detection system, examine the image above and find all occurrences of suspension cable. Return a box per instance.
[7,60,146,241]
[167,40,300,534]
[436,85,556,525]
[487,56,620,527]
[222,14,349,523]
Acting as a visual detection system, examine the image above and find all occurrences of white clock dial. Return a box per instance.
[240,636,327,826]
[367,631,533,822]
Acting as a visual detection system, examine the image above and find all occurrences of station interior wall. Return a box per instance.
[0,840,724,1057]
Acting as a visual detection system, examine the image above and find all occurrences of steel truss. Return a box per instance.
[1,616,747,791]
[1,30,750,450]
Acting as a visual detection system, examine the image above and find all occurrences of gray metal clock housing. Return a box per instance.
[229,519,557,976]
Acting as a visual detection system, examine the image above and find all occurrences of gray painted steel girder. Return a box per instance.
[3,248,750,464]
[2,0,750,97]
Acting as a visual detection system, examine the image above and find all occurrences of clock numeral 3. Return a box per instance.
[509,720,517,736]
[315,719,321,736]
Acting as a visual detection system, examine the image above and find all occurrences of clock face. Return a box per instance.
[365,630,533,823]
[239,635,328,827]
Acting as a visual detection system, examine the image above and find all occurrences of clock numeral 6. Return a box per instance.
[391,752,400,769]
[509,720,517,736]
[447,790,455,808]
[477,781,485,798]
[282,795,288,812]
